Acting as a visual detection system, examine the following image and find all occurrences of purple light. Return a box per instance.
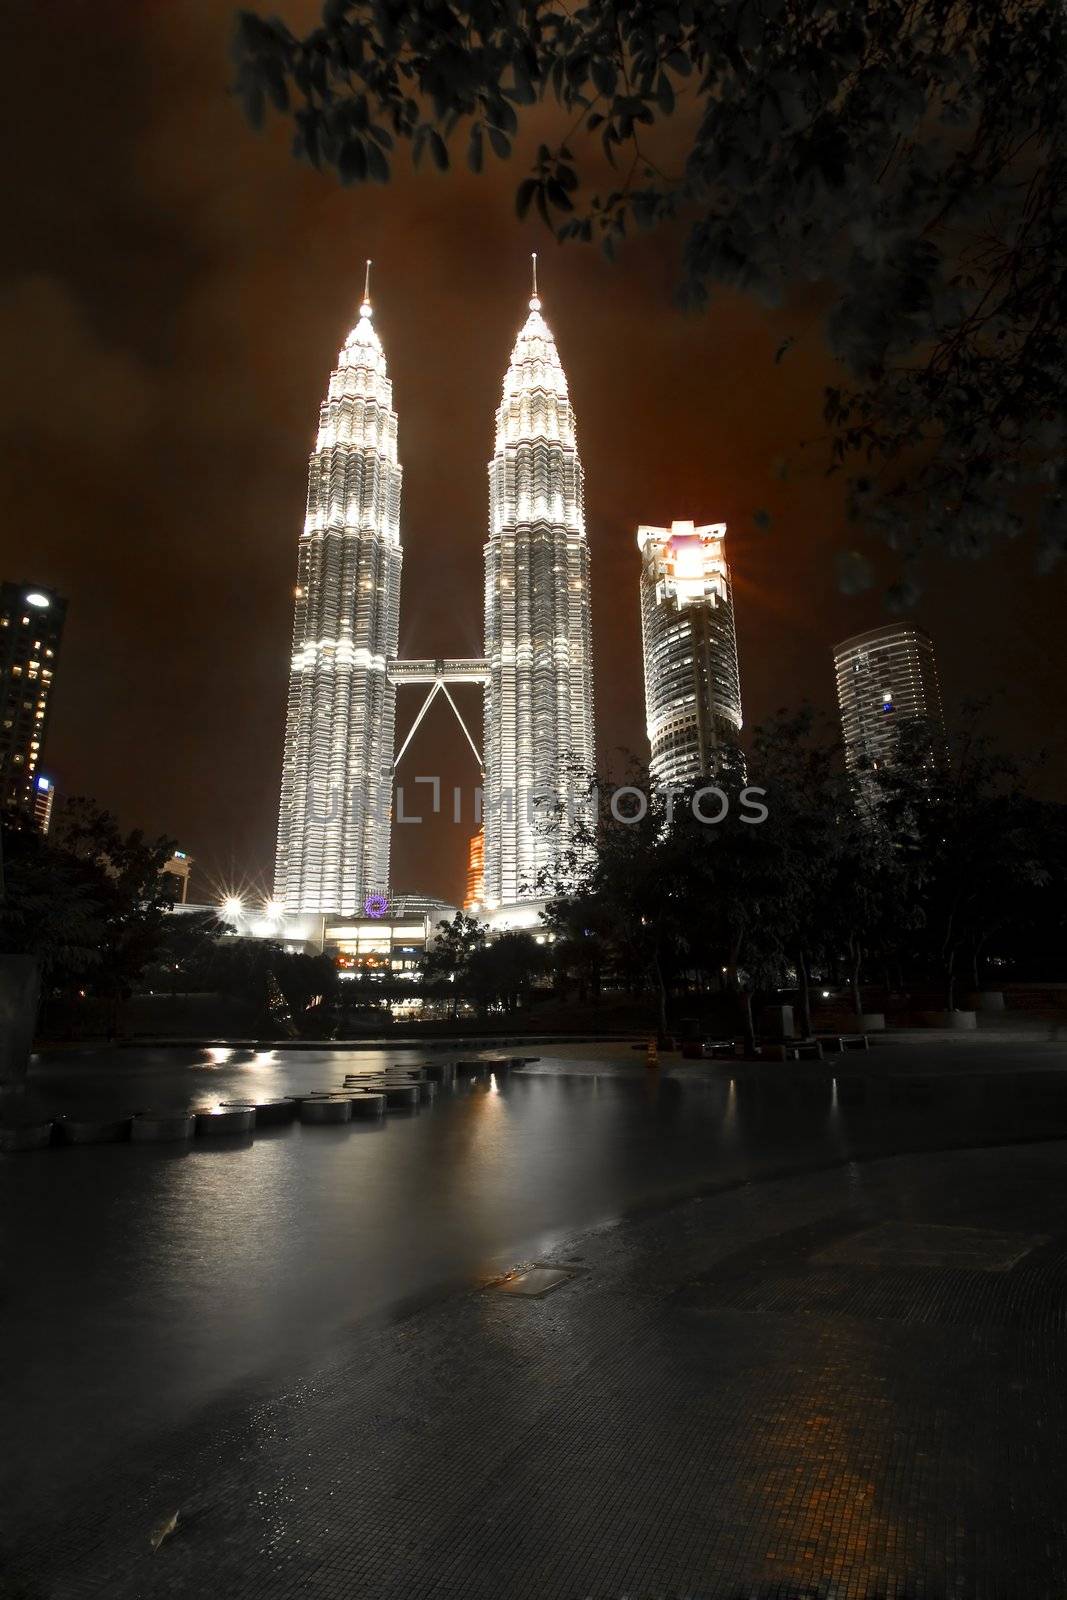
[364,894,389,920]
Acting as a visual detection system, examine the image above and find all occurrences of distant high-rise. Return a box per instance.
[833,622,945,771]
[637,521,743,788]
[274,269,402,914]
[161,851,192,904]
[32,774,55,835]
[0,581,67,827]
[482,266,595,908]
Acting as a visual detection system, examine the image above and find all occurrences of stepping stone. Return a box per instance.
[56,1116,132,1145]
[300,1098,352,1124]
[131,1113,195,1143]
[0,1121,54,1154]
[195,1107,255,1136]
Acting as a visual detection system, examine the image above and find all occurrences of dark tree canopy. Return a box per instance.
[233,0,1066,591]
[534,706,1065,1033]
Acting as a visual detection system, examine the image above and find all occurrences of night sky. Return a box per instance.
[6,2,1066,908]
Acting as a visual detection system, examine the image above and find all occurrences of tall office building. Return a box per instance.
[482,272,595,908]
[833,622,946,771]
[274,274,403,913]
[637,521,743,788]
[0,581,67,827]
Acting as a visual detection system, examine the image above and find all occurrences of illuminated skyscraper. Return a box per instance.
[637,521,743,787]
[274,269,402,913]
[0,581,66,828]
[833,622,945,771]
[482,266,595,909]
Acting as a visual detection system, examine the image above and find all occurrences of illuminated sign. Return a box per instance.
[364,894,389,919]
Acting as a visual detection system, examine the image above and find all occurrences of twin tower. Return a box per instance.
[274,264,595,919]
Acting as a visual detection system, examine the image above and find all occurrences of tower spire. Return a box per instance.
[530,251,540,310]
[361,258,372,317]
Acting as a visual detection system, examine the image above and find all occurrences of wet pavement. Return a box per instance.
[3,1040,1067,1596]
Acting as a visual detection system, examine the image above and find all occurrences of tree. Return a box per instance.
[659,749,795,1050]
[741,708,847,1034]
[145,908,227,996]
[872,714,1054,1010]
[0,799,177,1036]
[538,750,792,1047]
[420,911,488,1015]
[466,930,549,1013]
[233,0,1067,584]
[51,799,178,1030]
[0,823,105,988]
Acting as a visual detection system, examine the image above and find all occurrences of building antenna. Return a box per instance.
[362,258,372,308]
[531,251,538,298]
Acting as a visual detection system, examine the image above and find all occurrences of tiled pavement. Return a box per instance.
[5,1142,1067,1600]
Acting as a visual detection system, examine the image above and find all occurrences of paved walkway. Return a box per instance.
[4,1139,1067,1599]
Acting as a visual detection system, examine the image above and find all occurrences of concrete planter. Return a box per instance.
[383,1084,419,1109]
[300,1097,351,1124]
[229,1098,295,1126]
[917,1009,978,1030]
[195,1107,255,1136]
[349,1092,386,1118]
[858,1013,886,1032]
[1,1120,53,1153]
[131,1113,195,1143]
[57,1116,132,1145]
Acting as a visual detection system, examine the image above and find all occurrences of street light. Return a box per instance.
[220,895,243,922]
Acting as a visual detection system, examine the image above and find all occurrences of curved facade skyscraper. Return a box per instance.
[274,282,402,913]
[638,520,743,787]
[833,622,945,771]
[482,281,595,908]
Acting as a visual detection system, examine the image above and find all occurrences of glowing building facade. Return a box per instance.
[833,622,945,771]
[637,521,743,787]
[482,282,595,907]
[464,828,485,911]
[274,281,402,913]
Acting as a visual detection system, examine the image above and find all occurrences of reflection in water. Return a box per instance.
[723,1076,738,1142]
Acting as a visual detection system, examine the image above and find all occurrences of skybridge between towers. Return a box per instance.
[387,658,490,773]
